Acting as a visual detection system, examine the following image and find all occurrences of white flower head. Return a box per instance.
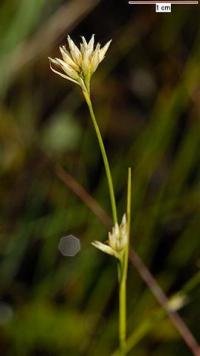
[49,35,112,92]
[92,214,128,259]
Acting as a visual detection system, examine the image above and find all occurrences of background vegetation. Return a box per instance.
[0,0,200,355]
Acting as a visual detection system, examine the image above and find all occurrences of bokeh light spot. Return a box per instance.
[58,235,81,257]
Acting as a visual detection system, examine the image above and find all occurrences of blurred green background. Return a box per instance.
[0,0,200,355]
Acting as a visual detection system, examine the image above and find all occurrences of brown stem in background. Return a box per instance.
[54,163,200,356]
[55,164,111,227]
[129,250,200,356]
[2,0,100,87]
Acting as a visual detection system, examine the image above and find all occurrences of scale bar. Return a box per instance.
[129,1,198,4]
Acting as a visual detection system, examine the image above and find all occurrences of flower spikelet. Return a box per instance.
[92,214,128,259]
[49,35,111,92]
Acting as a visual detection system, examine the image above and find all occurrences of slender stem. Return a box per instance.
[119,259,127,355]
[83,89,131,355]
[127,168,132,239]
[119,168,132,356]
[83,90,118,224]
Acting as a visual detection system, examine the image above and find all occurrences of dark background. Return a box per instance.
[0,0,200,355]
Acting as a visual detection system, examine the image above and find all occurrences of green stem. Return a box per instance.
[119,259,127,355]
[83,89,131,356]
[119,168,132,356]
[83,90,118,224]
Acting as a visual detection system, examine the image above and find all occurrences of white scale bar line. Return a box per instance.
[129,1,199,4]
